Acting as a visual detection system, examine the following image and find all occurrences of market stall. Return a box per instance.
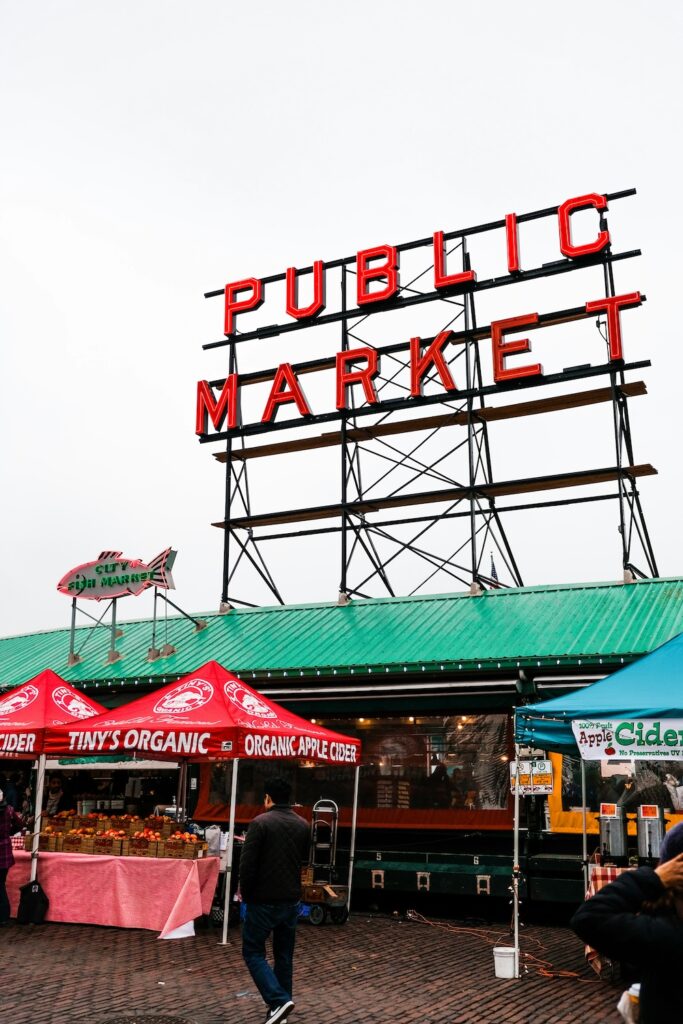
[45,659,362,941]
[0,668,106,879]
[511,629,683,978]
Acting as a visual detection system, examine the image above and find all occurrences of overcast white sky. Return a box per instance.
[1,1,681,637]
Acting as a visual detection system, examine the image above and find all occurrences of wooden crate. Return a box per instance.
[163,841,193,859]
[122,838,158,858]
[61,835,84,853]
[70,816,97,831]
[45,815,73,832]
[93,836,123,856]
[144,816,174,838]
[109,817,143,835]
[164,840,205,859]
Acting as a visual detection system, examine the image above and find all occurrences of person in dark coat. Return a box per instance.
[571,822,683,1023]
[239,776,309,1024]
[0,784,23,925]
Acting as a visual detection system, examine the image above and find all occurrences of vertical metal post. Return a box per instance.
[151,587,158,651]
[465,249,524,588]
[221,341,237,606]
[602,239,628,571]
[463,240,478,586]
[340,265,349,598]
[346,765,361,911]
[175,761,185,818]
[221,758,240,945]
[31,753,47,883]
[68,598,78,665]
[581,759,589,892]
[512,745,521,978]
[109,598,118,663]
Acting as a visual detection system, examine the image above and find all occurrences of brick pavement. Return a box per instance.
[3,912,623,1024]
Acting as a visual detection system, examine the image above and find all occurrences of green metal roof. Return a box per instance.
[2,577,683,692]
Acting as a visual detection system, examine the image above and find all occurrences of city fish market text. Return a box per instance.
[63,728,359,763]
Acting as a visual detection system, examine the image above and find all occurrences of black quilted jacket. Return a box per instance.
[239,805,310,904]
[571,867,683,1023]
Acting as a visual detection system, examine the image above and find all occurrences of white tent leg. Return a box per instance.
[220,758,240,945]
[581,759,589,891]
[31,754,47,883]
[346,765,361,911]
[512,745,521,979]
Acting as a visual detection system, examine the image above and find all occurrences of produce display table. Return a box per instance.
[7,851,220,939]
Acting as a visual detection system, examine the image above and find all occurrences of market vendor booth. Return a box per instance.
[511,629,683,978]
[44,659,362,941]
[0,668,106,879]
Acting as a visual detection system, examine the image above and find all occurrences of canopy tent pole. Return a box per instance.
[581,759,589,892]
[31,753,47,883]
[346,765,361,911]
[181,761,190,822]
[512,745,521,979]
[175,762,187,822]
[220,757,240,945]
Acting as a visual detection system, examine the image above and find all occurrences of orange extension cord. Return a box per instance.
[405,909,600,982]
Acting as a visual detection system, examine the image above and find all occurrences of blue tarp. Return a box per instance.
[515,630,683,753]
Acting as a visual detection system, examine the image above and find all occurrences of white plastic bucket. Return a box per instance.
[493,946,517,979]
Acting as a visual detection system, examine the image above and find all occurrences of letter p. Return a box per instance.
[224,277,263,336]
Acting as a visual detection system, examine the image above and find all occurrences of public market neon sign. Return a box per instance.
[196,192,642,440]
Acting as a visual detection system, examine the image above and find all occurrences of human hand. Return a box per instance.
[655,852,683,891]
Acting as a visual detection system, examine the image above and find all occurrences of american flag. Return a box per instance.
[490,553,499,584]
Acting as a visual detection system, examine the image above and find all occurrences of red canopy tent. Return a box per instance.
[45,660,362,940]
[45,660,360,764]
[0,669,106,880]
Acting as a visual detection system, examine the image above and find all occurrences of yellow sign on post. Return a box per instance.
[510,759,554,795]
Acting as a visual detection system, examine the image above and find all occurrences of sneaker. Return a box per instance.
[268,1001,294,1024]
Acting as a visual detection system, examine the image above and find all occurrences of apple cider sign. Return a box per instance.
[196,191,644,441]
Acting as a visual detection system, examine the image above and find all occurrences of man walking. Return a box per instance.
[239,776,310,1023]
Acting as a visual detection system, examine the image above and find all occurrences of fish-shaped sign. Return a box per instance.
[57,548,176,601]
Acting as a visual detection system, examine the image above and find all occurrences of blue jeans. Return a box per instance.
[242,902,299,1009]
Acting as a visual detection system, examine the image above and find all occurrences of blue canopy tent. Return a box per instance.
[508,630,683,978]
[516,631,683,752]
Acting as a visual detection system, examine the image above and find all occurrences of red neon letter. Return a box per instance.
[491,314,542,383]
[356,245,399,306]
[433,231,476,289]
[585,292,642,361]
[505,213,520,273]
[558,193,610,259]
[285,261,326,320]
[410,331,457,397]
[261,363,312,423]
[336,348,379,409]
[224,277,263,335]
[195,376,238,434]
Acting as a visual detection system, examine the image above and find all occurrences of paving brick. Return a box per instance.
[4,912,622,1024]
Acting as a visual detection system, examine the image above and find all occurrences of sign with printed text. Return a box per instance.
[572,718,683,759]
[57,548,176,602]
[196,191,644,443]
[510,759,554,795]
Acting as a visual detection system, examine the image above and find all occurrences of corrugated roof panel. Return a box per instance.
[2,578,683,690]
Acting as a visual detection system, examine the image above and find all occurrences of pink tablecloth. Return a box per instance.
[7,851,220,938]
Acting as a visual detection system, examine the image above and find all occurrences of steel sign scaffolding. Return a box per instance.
[198,189,658,609]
